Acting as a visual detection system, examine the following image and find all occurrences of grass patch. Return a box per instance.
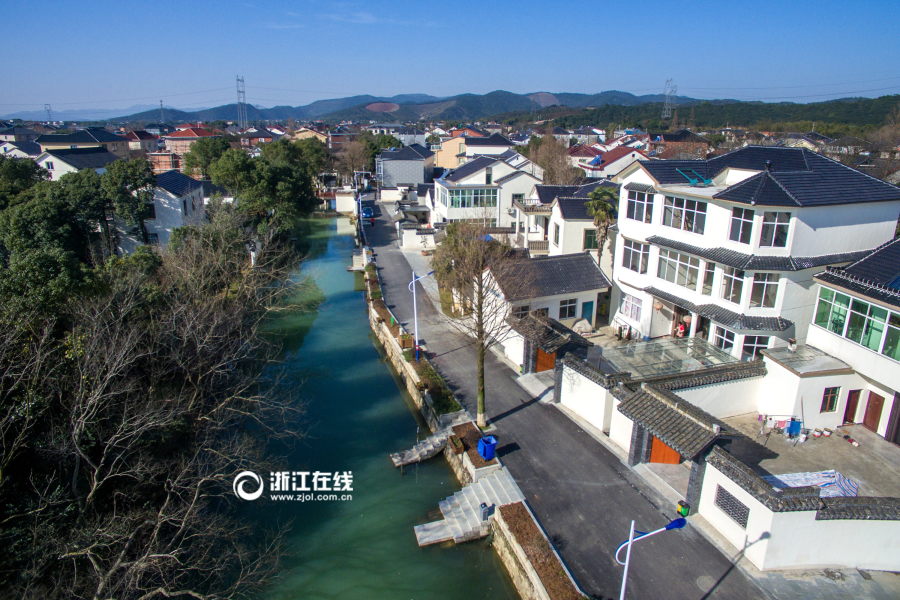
[409,358,461,415]
[370,288,382,300]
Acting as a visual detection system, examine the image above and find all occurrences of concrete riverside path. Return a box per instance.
[365,199,769,600]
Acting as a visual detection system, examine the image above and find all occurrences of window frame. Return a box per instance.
[622,239,650,274]
[750,272,780,308]
[553,223,560,246]
[742,335,769,360]
[713,325,735,351]
[559,298,577,319]
[759,211,791,247]
[620,294,642,322]
[815,286,899,360]
[583,228,598,251]
[626,190,653,224]
[701,262,716,296]
[721,267,745,305]
[511,305,530,319]
[820,387,840,413]
[662,196,707,234]
[657,248,700,290]
[729,207,754,244]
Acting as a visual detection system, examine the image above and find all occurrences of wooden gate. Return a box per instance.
[650,436,681,464]
[535,348,556,372]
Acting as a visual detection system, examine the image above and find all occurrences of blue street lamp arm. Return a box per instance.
[407,271,435,291]
[615,518,686,565]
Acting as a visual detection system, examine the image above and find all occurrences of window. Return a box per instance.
[715,485,749,529]
[147,233,159,245]
[559,298,577,319]
[820,387,840,413]
[622,239,650,274]
[583,229,598,250]
[511,305,529,319]
[742,335,769,360]
[485,167,492,185]
[846,299,887,351]
[713,326,735,352]
[45,161,54,170]
[512,194,524,202]
[146,203,157,220]
[183,199,188,214]
[815,287,899,359]
[553,223,560,246]
[662,196,706,234]
[626,191,653,223]
[760,212,790,247]
[729,207,754,244]
[657,249,700,290]
[450,188,498,208]
[750,273,779,308]
[721,267,744,304]
[620,294,642,322]
[701,262,716,296]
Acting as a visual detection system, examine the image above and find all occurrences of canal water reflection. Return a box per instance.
[264,217,519,600]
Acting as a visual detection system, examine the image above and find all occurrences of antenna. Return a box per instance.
[44,104,52,123]
[236,76,248,129]
[662,79,677,120]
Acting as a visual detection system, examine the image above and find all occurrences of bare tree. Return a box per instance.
[339,141,370,178]
[533,135,582,185]
[432,221,535,427]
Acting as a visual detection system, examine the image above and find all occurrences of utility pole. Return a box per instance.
[44,104,52,123]
[236,76,248,129]
[159,100,164,124]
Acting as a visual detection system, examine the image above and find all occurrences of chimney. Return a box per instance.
[765,160,773,172]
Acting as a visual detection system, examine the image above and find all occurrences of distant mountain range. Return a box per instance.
[2,104,172,122]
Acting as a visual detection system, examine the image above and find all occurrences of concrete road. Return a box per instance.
[366,204,769,600]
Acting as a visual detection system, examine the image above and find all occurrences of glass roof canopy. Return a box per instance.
[599,337,739,379]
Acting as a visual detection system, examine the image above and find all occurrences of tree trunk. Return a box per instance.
[477,341,486,429]
[475,274,486,429]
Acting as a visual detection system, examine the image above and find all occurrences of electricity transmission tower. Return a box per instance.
[662,79,677,120]
[236,76,248,129]
[159,100,164,124]
[44,104,52,122]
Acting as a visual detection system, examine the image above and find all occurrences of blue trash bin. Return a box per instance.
[477,436,498,461]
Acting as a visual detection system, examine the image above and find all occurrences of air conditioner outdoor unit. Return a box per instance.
[507,208,516,215]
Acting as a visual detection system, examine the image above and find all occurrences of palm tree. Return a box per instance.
[585,187,619,265]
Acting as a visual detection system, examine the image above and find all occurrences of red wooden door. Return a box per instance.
[535,348,556,372]
[650,437,681,464]
[844,390,861,424]
[864,392,885,432]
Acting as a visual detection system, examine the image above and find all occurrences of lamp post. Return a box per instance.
[616,517,686,600]
[408,270,435,361]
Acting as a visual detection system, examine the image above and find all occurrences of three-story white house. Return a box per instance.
[431,155,541,228]
[610,146,900,358]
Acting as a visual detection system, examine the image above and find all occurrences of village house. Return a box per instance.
[0,126,40,142]
[609,146,900,360]
[375,144,434,188]
[578,146,648,179]
[123,130,160,154]
[0,140,41,159]
[644,129,711,158]
[35,147,120,181]
[163,128,219,154]
[35,127,131,158]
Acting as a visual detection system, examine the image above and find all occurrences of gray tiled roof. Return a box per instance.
[36,128,128,145]
[617,385,742,459]
[416,183,434,198]
[3,140,40,156]
[156,170,202,197]
[535,185,579,204]
[816,496,900,521]
[647,235,873,272]
[443,156,497,183]
[843,236,900,288]
[44,147,120,170]
[574,180,619,197]
[625,182,656,193]
[643,286,793,331]
[376,144,433,161]
[464,134,514,147]
[639,146,900,207]
[507,314,592,354]
[493,253,611,302]
[815,269,900,310]
[706,447,823,512]
[555,197,592,221]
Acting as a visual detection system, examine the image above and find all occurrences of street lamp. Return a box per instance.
[615,517,686,600]
[408,270,435,362]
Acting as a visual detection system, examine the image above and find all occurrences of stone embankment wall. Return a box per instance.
[492,509,553,600]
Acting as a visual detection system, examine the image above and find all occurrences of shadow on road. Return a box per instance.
[490,396,541,424]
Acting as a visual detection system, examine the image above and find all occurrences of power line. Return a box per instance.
[683,75,900,91]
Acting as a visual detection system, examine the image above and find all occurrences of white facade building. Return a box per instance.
[35,147,120,181]
[609,146,900,358]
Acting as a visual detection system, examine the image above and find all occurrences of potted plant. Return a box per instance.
[449,436,464,455]
[399,333,413,349]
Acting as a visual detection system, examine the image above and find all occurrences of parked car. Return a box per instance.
[361,207,374,218]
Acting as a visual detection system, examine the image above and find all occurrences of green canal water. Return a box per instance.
[263,217,519,600]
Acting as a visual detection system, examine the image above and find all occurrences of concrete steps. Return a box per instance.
[390,429,451,467]
[414,467,525,546]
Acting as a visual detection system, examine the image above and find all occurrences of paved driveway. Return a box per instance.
[367,205,768,600]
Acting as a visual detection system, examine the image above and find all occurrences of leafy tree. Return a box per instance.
[0,181,86,260]
[209,148,256,196]
[585,187,619,265]
[182,136,230,179]
[0,155,49,211]
[101,158,157,244]
[0,246,89,316]
[427,133,442,145]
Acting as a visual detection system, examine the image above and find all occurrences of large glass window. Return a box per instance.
[511,305,530,319]
[450,188,498,208]
[815,287,900,361]
[742,335,769,360]
[622,239,650,274]
[583,229,598,250]
[729,207,754,244]
[621,294,642,322]
[713,326,735,351]
[750,273,779,308]
[662,196,706,234]
[626,191,653,223]
[559,298,577,319]
[760,212,791,247]
[721,267,745,304]
[657,249,700,290]
[701,262,716,296]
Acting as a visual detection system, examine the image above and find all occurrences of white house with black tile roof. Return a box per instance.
[462,133,516,159]
[431,155,541,228]
[610,145,900,359]
[115,170,206,255]
[756,237,900,445]
[35,147,120,180]
[375,144,434,188]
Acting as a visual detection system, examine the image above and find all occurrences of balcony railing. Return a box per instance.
[528,240,549,253]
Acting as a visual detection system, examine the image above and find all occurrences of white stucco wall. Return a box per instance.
[399,228,436,250]
[790,201,900,257]
[559,367,613,433]
[808,323,900,396]
[608,398,634,453]
[335,191,357,213]
[503,331,525,370]
[677,376,764,418]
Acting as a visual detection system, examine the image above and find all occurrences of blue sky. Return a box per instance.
[3,0,900,113]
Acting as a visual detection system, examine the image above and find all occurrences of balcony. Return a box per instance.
[528,240,549,253]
